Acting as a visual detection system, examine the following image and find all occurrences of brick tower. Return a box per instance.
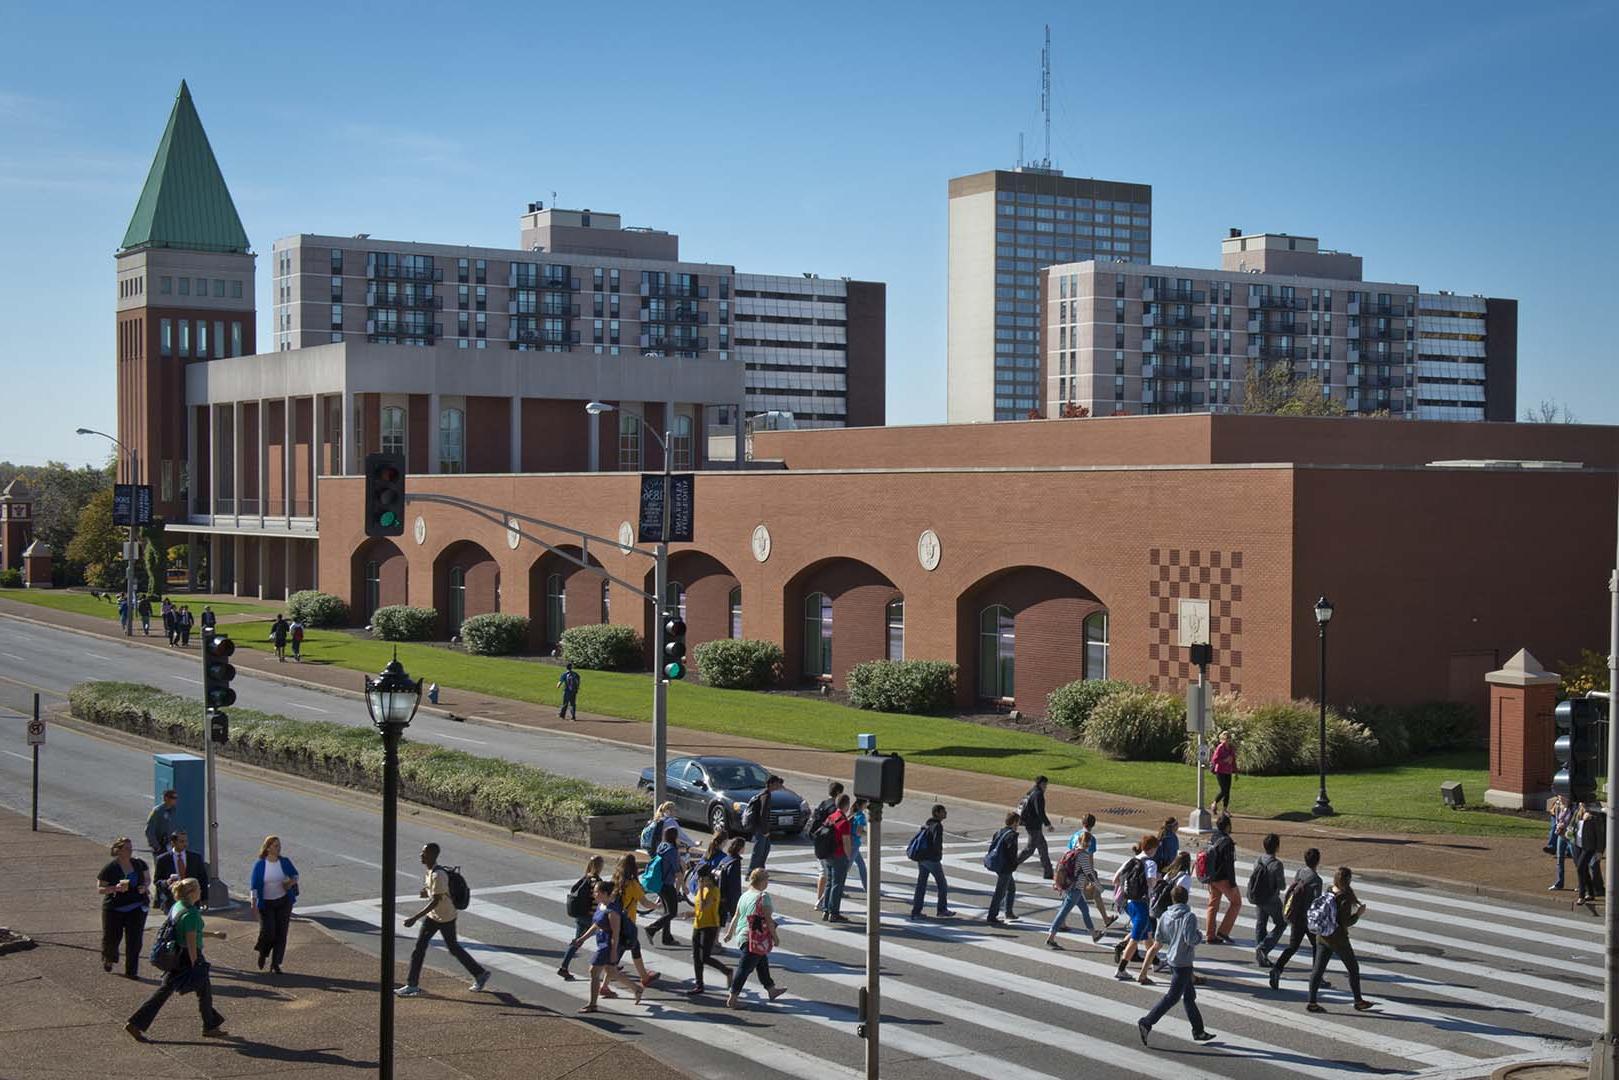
[0,478,33,572]
[116,80,256,522]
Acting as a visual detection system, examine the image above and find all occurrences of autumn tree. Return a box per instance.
[1241,364,1346,417]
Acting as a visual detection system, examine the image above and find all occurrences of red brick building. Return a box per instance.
[316,413,1619,716]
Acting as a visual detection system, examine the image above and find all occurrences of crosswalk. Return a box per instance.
[301,837,1596,1080]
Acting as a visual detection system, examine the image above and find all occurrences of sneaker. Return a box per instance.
[557,967,576,981]
[1137,1020,1150,1046]
[685,985,705,996]
[1306,1002,1325,1013]
[828,914,852,924]
[938,909,957,918]
[470,972,491,992]
[767,986,787,1001]
[1268,967,1280,991]
[1114,964,1130,981]
[202,1026,229,1038]
[1091,930,1105,943]
[1549,883,1564,891]
[123,1023,148,1043]
[907,913,925,922]
[1191,1031,1216,1043]
[1045,937,1062,950]
[1353,999,1375,1012]
[986,918,1003,927]
[395,985,423,998]
[1255,947,1268,967]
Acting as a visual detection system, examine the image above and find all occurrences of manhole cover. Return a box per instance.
[1098,806,1142,816]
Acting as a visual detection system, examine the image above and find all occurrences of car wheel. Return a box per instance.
[709,803,730,835]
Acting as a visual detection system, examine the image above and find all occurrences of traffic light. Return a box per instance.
[1554,698,1602,802]
[364,452,406,538]
[663,612,687,680]
[203,633,237,710]
[210,711,229,745]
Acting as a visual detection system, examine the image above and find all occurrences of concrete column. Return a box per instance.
[312,394,324,523]
[284,535,292,600]
[232,401,243,526]
[732,403,744,464]
[257,397,269,527]
[284,396,294,524]
[185,403,197,520]
[208,406,219,520]
[509,395,522,473]
[341,388,355,476]
[232,534,244,597]
[186,537,199,591]
[427,392,441,474]
[1484,649,1562,810]
[257,535,267,600]
[207,535,220,594]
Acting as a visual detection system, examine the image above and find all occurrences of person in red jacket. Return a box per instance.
[1209,731,1238,816]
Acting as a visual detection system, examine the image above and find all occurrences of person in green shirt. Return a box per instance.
[125,878,228,1041]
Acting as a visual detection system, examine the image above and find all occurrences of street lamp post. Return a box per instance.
[1313,596,1335,817]
[75,427,138,637]
[364,653,422,1080]
[585,402,673,810]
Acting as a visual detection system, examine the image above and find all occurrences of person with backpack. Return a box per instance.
[850,798,871,893]
[124,877,227,1042]
[1209,731,1238,816]
[746,775,784,872]
[985,811,1022,926]
[1201,814,1241,945]
[270,615,289,662]
[179,606,194,647]
[1015,776,1056,879]
[288,617,305,661]
[1068,814,1117,928]
[908,803,954,920]
[1576,802,1607,907]
[1305,866,1374,1013]
[724,868,787,1009]
[569,880,642,1012]
[249,835,300,975]
[1045,834,1103,946]
[1156,817,1181,868]
[643,826,688,945]
[557,854,606,981]
[1113,833,1160,983]
[137,594,153,635]
[1268,846,1325,990]
[97,836,151,978]
[1143,852,1192,977]
[718,836,747,927]
[687,866,731,994]
[818,794,855,923]
[1135,885,1216,1047]
[607,853,659,991]
[810,781,845,911]
[396,843,490,997]
[1248,832,1287,968]
[557,663,581,720]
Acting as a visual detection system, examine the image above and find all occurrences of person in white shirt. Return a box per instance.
[1113,834,1161,984]
[396,843,490,997]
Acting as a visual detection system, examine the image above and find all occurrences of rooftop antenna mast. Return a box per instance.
[1040,24,1052,168]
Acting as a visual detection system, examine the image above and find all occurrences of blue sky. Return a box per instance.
[2,1,1613,466]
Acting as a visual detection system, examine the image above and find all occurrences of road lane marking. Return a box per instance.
[1,652,28,662]
[173,676,203,685]
[3,750,31,761]
[289,702,330,714]
[431,732,486,746]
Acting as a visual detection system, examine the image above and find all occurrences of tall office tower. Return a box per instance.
[948,168,1152,422]
[1414,293,1517,421]
[733,274,886,429]
[116,81,257,522]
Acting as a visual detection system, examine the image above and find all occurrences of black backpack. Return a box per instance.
[438,865,471,911]
[565,875,596,918]
[1119,856,1148,902]
[149,913,183,973]
[809,800,838,858]
[1147,876,1176,919]
[1248,857,1282,905]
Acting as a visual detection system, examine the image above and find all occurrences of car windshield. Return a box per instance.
[706,762,770,790]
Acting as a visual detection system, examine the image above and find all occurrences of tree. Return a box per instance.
[66,489,129,590]
[1523,399,1578,424]
[1059,403,1090,419]
[1241,364,1346,417]
[0,459,112,583]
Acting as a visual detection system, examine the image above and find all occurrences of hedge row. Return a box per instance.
[560,623,643,670]
[459,613,530,656]
[0,569,20,588]
[847,659,958,714]
[287,590,349,628]
[693,638,783,689]
[69,682,648,842]
[372,605,439,641]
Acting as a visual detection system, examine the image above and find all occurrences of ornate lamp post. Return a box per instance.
[1313,596,1335,817]
[365,652,421,1080]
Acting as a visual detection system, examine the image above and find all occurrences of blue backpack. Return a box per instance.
[905,825,931,862]
[638,851,666,895]
[639,820,659,851]
[982,828,1013,873]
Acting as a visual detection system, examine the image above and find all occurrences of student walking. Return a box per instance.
[724,868,787,1009]
[985,811,1022,926]
[154,830,209,913]
[718,836,747,927]
[97,837,151,978]
[1549,794,1575,891]
[1136,886,1216,1046]
[288,617,305,661]
[162,599,177,645]
[1114,834,1161,983]
[1248,832,1287,967]
[819,794,854,923]
[908,803,955,920]
[1576,802,1607,907]
[1156,817,1181,868]
[396,843,491,997]
[643,826,688,945]
[569,880,642,1011]
[270,615,289,662]
[1209,731,1238,815]
[1143,852,1193,977]
[607,854,660,990]
[1305,866,1374,1013]
[746,775,784,872]
[1046,835,1104,946]
[1016,775,1056,879]
[1068,814,1116,928]
[137,595,153,635]
[1202,814,1242,944]
[118,595,132,633]
[124,878,227,1042]
[557,855,605,980]
[178,606,194,647]
[810,781,845,910]
[1269,847,1325,989]
[850,799,870,893]
[557,663,581,719]
[249,835,300,974]
[144,789,179,861]
[687,866,731,994]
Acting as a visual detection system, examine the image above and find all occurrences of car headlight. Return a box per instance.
[799,800,811,814]
[731,801,745,811]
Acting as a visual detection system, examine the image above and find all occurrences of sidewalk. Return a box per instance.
[0,806,687,1080]
[0,593,1578,907]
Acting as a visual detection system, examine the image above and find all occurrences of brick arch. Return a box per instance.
[349,537,408,624]
[432,540,500,638]
[782,557,903,688]
[638,549,741,669]
[529,545,606,653]
[955,566,1106,713]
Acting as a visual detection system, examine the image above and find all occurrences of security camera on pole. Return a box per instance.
[1179,598,1213,835]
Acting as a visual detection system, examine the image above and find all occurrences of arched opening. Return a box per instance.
[349,536,407,623]
[886,597,905,661]
[728,586,742,639]
[433,540,499,639]
[639,550,741,667]
[978,604,1015,701]
[803,593,832,677]
[528,545,606,653]
[956,566,1107,713]
[782,557,902,687]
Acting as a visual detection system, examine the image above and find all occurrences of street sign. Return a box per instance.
[112,484,154,526]
[637,473,694,543]
[26,719,45,746]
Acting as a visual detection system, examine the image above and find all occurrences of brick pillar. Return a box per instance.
[1484,648,1561,810]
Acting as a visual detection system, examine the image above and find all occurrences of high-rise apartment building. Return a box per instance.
[1043,231,1516,421]
[948,168,1152,422]
[734,274,885,429]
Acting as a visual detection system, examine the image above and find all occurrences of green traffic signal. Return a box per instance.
[379,510,399,527]
[664,660,686,680]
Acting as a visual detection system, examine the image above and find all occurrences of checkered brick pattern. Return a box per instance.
[1145,547,1243,695]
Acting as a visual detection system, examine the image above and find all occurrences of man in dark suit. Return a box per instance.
[154,830,209,910]
[1016,776,1055,879]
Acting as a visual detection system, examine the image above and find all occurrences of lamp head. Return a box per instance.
[364,648,423,730]
[585,401,615,416]
[1314,596,1334,626]
[75,427,94,435]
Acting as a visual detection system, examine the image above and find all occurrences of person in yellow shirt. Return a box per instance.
[688,867,731,995]
[607,854,658,996]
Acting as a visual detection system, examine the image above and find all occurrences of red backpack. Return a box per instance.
[1193,848,1210,883]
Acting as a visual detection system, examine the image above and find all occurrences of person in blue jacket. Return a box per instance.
[249,835,300,974]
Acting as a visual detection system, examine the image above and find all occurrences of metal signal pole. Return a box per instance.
[1596,474,1619,1080]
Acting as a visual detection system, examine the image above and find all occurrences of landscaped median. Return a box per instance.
[68,681,650,845]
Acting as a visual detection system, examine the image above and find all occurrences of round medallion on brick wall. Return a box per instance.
[413,516,427,546]
[618,521,635,555]
[751,524,772,563]
[917,529,942,571]
[506,516,521,550]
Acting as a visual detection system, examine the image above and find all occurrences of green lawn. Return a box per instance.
[0,589,277,621]
[227,625,1539,838]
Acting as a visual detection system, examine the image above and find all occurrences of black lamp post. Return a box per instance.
[1313,596,1335,817]
[365,652,421,1080]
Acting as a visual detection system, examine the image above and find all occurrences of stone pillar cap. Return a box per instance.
[1485,648,1561,687]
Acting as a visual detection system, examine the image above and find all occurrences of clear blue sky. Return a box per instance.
[2,1,1613,466]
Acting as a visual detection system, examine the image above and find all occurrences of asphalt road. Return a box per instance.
[0,613,1599,1079]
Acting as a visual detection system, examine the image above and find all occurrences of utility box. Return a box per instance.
[854,752,905,807]
[153,754,207,862]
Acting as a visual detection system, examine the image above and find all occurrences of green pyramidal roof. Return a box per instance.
[120,81,250,255]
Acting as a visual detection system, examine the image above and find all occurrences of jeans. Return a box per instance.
[1271,922,1316,974]
[1577,848,1601,899]
[1048,885,1097,936]
[102,906,147,976]
[911,860,949,916]
[1018,829,1053,875]
[988,869,1017,920]
[1205,880,1241,939]
[691,926,729,986]
[821,856,850,916]
[749,834,772,872]
[128,959,223,1033]
[1140,965,1205,1034]
[1554,836,1574,888]
[729,950,775,995]
[646,884,681,940]
[1308,937,1363,1003]
[254,895,293,967]
[1254,899,1285,955]
[560,691,578,719]
[406,917,487,985]
[559,913,592,970]
[852,848,868,892]
[1214,772,1233,811]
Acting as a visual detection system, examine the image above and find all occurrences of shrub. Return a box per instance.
[69,682,649,842]
[560,623,643,670]
[1046,678,1133,733]
[693,638,783,689]
[459,612,530,656]
[1402,700,1482,753]
[847,660,957,714]
[287,590,350,629]
[371,605,439,641]
[1083,687,1187,761]
[1191,698,1380,774]
[1343,702,1409,762]
[0,569,21,588]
